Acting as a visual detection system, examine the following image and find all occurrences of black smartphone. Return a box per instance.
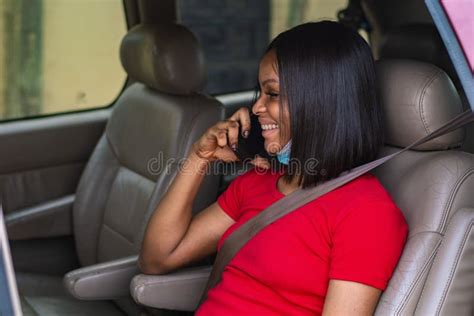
[234,113,271,161]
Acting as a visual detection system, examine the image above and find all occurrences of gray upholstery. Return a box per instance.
[74,85,222,267]
[415,208,474,315]
[64,256,139,300]
[0,109,108,224]
[18,274,125,316]
[11,237,79,278]
[6,195,74,240]
[129,60,474,315]
[131,265,212,311]
[373,149,474,315]
[21,296,124,316]
[17,273,66,297]
[373,61,474,315]
[120,23,206,95]
[17,22,223,315]
[377,59,464,150]
[1,163,83,223]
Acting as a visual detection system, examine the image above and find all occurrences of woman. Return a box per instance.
[139,21,408,315]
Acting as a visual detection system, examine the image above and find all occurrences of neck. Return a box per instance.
[277,175,301,196]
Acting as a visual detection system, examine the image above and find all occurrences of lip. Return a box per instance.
[258,118,279,138]
[261,127,279,138]
[258,119,278,125]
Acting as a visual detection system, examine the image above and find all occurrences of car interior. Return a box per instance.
[0,0,472,315]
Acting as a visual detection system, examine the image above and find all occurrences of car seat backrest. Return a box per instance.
[73,23,223,267]
[373,59,474,315]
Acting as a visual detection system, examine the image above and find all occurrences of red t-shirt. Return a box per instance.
[196,168,408,315]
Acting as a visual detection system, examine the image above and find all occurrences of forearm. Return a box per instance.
[139,152,209,272]
[139,109,247,273]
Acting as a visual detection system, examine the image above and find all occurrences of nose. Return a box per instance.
[251,95,266,115]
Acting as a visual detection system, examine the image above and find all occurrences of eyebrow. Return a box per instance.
[260,78,279,86]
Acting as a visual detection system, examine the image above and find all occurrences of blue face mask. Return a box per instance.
[277,140,292,165]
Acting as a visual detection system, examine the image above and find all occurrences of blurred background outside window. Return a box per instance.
[0,0,126,121]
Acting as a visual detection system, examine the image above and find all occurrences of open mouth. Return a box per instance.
[260,124,278,131]
[260,124,279,139]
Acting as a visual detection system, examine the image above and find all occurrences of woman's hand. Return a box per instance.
[192,107,271,169]
[249,155,271,170]
[192,107,252,162]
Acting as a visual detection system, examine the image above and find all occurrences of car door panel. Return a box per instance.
[0,109,110,240]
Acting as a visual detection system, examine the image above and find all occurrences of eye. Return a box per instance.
[266,91,279,98]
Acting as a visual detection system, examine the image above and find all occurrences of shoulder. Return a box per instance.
[326,175,408,290]
[323,173,397,208]
[337,173,392,200]
[320,173,407,232]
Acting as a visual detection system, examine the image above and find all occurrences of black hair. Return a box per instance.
[267,21,383,188]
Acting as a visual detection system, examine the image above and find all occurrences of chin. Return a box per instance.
[264,140,281,155]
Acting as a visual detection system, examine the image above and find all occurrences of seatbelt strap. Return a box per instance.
[199,109,474,306]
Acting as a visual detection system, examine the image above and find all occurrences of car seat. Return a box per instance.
[374,59,474,315]
[18,22,223,315]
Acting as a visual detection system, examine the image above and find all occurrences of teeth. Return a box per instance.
[261,124,278,130]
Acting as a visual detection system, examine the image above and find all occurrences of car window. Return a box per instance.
[179,0,349,95]
[0,0,127,121]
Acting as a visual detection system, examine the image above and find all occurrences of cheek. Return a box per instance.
[266,102,279,120]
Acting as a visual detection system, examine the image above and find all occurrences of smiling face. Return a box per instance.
[252,50,291,155]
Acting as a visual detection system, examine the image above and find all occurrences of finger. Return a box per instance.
[216,146,239,162]
[213,120,231,130]
[226,120,240,151]
[229,107,251,138]
[250,156,271,169]
[213,120,240,146]
[212,129,227,148]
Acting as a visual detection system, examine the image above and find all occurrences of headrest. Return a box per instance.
[376,59,465,150]
[120,23,206,95]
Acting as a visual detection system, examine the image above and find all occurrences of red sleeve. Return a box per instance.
[217,169,255,221]
[328,201,408,290]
